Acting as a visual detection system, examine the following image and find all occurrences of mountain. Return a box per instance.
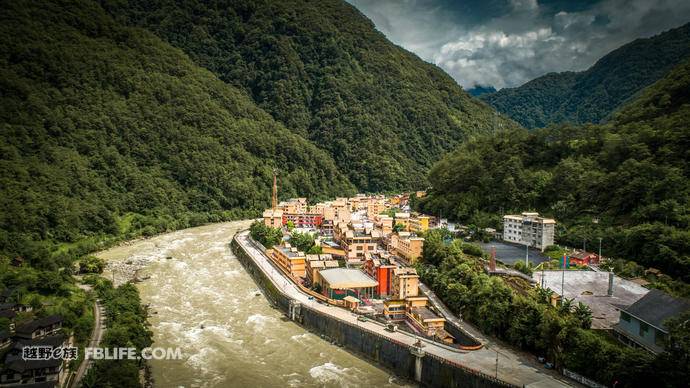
[467,85,496,97]
[420,57,690,282]
[0,0,356,264]
[98,0,517,191]
[481,23,690,128]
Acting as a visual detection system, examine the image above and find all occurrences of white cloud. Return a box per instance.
[349,0,690,89]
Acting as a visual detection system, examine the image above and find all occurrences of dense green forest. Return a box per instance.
[0,0,357,266]
[482,23,690,128]
[419,58,690,282]
[417,229,690,387]
[98,0,517,191]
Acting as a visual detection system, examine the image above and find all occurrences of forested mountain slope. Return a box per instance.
[420,58,690,281]
[481,23,690,128]
[99,0,517,191]
[0,0,355,264]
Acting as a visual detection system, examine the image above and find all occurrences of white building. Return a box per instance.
[503,212,555,251]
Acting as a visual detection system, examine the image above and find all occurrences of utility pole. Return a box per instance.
[598,237,602,261]
[561,255,566,299]
[272,169,278,211]
[495,349,499,378]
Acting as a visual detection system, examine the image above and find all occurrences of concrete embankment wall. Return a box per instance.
[231,235,515,388]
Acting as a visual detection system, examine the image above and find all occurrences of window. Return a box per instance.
[639,322,649,336]
[620,312,631,322]
[655,332,666,347]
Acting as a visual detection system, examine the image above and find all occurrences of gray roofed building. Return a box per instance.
[624,289,690,331]
[613,289,690,353]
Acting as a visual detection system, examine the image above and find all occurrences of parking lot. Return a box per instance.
[478,241,551,265]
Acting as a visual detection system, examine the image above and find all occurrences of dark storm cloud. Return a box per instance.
[348,0,690,89]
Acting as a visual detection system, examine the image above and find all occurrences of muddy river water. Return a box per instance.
[97,221,410,388]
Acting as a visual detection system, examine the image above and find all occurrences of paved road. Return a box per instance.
[236,231,574,387]
[72,285,106,387]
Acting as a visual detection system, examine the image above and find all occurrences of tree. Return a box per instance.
[79,256,105,274]
[290,232,315,253]
[559,297,575,314]
[249,221,282,248]
[573,302,593,329]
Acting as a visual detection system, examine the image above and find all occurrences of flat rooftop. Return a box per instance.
[533,270,649,329]
[319,268,378,289]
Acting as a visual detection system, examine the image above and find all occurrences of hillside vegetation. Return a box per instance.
[482,23,690,128]
[99,0,517,191]
[420,58,690,282]
[0,0,355,265]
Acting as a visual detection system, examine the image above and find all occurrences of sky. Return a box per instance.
[348,0,690,90]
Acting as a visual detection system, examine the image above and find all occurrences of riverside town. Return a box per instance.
[2,1,690,387]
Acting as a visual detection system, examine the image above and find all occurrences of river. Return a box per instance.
[97,221,410,388]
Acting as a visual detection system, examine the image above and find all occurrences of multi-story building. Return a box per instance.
[270,244,307,278]
[363,253,397,297]
[389,232,424,263]
[282,212,323,229]
[333,222,382,259]
[263,208,283,228]
[503,212,556,251]
[408,215,430,233]
[394,212,410,230]
[373,215,394,236]
[366,198,388,219]
[391,267,420,299]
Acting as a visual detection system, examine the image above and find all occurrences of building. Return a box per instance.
[270,244,307,278]
[383,299,406,320]
[305,254,339,284]
[0,331,10,350]
[568,250,600,266]
[1,334,67,386]
[263,209,283,228]
[392,267,420,299]
[320,241,347,258]
[366,198,388,219]
[408,215,430,233]
[373,215,394,236]
[315,268,378,300]
[363,254,397,297]
[14,315,63,340]
[333,222,382,259]
[613,289,690,353]
[389,232,424,263]
[394,212,411,230]
[503,212,556,251]
[282,212,323,229]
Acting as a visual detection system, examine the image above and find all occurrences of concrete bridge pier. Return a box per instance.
[288,300,301,321]
[410,343,426,382]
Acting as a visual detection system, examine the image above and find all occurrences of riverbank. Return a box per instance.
[97,221,402,387]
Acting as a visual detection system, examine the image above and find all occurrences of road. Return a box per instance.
[72,284,106,387]
[236,231,575,387]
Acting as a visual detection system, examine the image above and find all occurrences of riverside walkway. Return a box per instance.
[235,231,574,387]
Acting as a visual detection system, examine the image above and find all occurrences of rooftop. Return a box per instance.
[623,289,690,331]
[15,315,63,335]
[319,268,378,289]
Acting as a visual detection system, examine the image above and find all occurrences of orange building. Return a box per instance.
[270,244,306,278]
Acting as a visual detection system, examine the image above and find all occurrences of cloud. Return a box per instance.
[348,0,690,89]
